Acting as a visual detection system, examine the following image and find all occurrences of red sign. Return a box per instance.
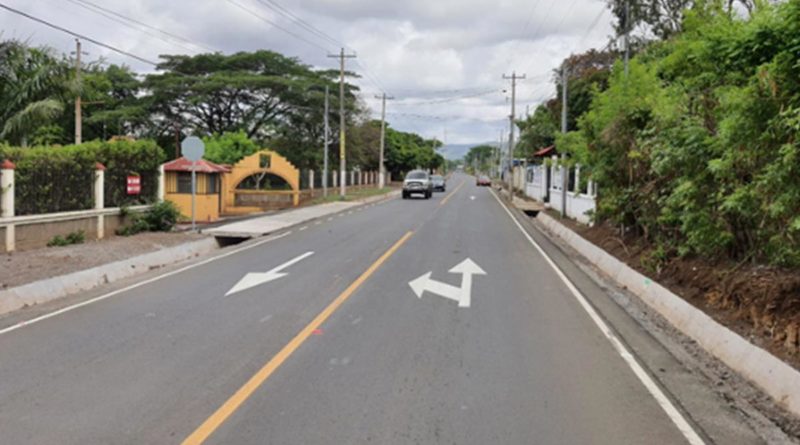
[127,175,141,195]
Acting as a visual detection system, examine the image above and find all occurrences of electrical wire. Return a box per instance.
[0,2,159,66]
[224,0,334,53]
[67,0,215,53]
[253,0,343,48]
[62,0,203,55]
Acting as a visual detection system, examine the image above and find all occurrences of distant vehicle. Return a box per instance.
[402,170,433,199]
[431,175,446,192]
[476,175,491,186]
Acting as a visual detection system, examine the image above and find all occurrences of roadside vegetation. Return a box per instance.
[514,0,800,360]
[0,44,443,180]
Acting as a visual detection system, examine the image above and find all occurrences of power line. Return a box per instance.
[394,89,501,106]
[68,0,215,52]
[253,0,343,48]
[62,0,205,54]
[245,0,387,94]
[0,2,159,66]
[224,0,334,53]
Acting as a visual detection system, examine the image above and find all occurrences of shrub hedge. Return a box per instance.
[0,140,165,215]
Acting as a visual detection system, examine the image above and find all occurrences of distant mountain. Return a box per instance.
[439,142,501,160]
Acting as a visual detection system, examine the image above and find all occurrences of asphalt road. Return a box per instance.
[0,173,770,444]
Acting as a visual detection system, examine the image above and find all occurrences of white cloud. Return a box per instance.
[0,0,615,146]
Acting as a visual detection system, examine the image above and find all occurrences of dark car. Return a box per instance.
[476,175,491,186]
[431,175,446,192]
[402,170,434,199]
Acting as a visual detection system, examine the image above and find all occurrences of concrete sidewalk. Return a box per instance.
[206,190,399,238]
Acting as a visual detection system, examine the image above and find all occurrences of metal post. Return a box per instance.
[191,163,197,231]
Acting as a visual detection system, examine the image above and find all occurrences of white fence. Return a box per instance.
[520,157,597,225]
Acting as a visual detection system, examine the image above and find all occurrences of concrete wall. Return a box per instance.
[3,214,121,252]
[1,208,146,253]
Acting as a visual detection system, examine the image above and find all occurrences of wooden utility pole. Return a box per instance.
[323,85,330,197]
[503,72,526,197]
[375,92,394,188]
[74,39,84,145]
[328,48,357,197]
[561,65,569,217]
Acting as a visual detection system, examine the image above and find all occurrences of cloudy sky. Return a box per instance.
[0,0,615,149]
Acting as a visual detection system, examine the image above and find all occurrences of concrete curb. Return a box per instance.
[206,189,400,239]
[0,237,218,316]
[534,211,800,417]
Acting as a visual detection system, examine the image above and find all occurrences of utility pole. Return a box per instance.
[561,65,569,217]
[499,131,505,179]
[503,71,525,197]
[72,39,87,145]
[375,92,394,188]
[328,48,357,197]
[323,85,330,197]
[624,0,630,77]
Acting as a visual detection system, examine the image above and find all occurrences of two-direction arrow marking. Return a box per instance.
[408,258,486,308]
[225,251,314,296]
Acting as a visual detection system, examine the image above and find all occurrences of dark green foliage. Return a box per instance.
[116,201,180,236]
[47,230,85,247]
[578,0,800,266]
[142,201,180,232]
[0,140,164,215]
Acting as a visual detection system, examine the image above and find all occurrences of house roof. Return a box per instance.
[533,145,557,157]
[163,157,230,173]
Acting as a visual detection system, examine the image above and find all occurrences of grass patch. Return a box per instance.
[306,187,393,206]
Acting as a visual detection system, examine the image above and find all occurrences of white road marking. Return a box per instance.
[259,314,273,323]
[0,231,294,336]
[489,189,705,445]
[315,221,323,225]
[226,251,315,296]
[470,196,476,200]
[299,226,308,231]
[408,258,486,308]
[327,217,334,222]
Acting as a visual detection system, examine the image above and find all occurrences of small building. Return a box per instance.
[163,157,230,223]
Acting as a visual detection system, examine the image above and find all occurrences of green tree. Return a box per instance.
[0,40,72,146]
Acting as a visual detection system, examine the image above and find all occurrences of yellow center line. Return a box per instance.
[439,180,466,206]
[181,230,415,445]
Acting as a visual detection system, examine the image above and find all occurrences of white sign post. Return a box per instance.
[181,136,205,231]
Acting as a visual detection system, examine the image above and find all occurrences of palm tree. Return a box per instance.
[0,40,71,146]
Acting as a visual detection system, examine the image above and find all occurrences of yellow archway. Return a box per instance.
[221,150,300,215]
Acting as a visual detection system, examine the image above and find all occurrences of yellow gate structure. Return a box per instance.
[221,150,300,216]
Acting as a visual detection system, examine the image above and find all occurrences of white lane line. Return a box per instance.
[259,314,273,323]
[0,231,293,337]
[299,226,308,231]
[327,217,334,222]
[347,211,353,215]
[489,189,705,445]
[315,221,323,225]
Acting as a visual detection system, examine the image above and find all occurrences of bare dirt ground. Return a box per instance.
[547,209,800,372]
[0,232,207,289]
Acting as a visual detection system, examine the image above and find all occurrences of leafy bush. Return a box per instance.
[143,201,180,232]
[577,0,800,266]
[47,230,85,247]
[0,139,165,215]
[115,201,180,236]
